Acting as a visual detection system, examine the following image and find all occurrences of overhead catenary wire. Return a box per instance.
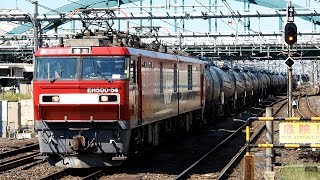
[65,0,158,36]
[194,0,238,32]
[19,0,141,35]
[220,0,268,43]
[65,0,88,8]
[127,0,214,46]
[7,0,277,45]
[128,0,203,35]
[194,0,266,40]
[25,0,62,15]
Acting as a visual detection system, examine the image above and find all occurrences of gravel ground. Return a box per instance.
[0,162,63,180]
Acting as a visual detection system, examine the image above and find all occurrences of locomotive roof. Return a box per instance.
[35,46,204,64]
[127,47,204,64]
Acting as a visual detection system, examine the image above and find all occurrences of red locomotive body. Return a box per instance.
[33,38,204,167]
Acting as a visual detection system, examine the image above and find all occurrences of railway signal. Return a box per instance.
[284,23,297,45]
[285,1,295,117]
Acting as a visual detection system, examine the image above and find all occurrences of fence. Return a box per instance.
[244,112,320,179]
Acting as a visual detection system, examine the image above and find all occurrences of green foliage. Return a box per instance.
[279,166,320,180]
[0,91,31,101]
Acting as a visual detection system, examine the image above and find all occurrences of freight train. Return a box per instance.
[33,32,287,168]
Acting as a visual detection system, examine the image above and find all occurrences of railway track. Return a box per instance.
[174,98,287,179]
[296,94,319,117]
[0,143,38,159]
[12,98,291,179]
[0,151,40,172]
[305,95,320,117]
[39,97,287,180]
[0,143,41,173]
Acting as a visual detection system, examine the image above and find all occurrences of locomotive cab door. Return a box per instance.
[129,55,142,126]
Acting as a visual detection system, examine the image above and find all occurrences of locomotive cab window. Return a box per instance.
[35,57,77,80]
[174,64,177,92]
[160,62,163,93]
[129,59,136,84]
[81,57,128,80]
[188,65,192,90]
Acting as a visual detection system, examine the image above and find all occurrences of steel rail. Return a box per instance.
[216,98,288,179]
[40,168,71,180]
[174,98,285,180]
[174,121,245,180]
[306,95,320,117]
[216,121,266,179]
[296,94,305,117]
[0,143,39,159]
[296,88,318,117]
[0,151,40,172]
[82,169,103,180]
[273,100,290,117]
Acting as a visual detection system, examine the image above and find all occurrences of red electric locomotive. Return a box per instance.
[33,34,205,168]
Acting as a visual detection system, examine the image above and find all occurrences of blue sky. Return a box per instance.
[2,0,69,11]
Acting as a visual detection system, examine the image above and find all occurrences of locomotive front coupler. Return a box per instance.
[71,135,86,151]
[69,127,91,152]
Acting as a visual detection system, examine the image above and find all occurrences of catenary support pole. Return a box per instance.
[33,0,39,53]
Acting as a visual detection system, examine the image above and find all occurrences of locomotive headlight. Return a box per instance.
[52,95,60,102]
[99,95,118,102]
[100,95,109,102]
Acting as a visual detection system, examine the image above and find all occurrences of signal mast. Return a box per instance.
[284,1,297,117]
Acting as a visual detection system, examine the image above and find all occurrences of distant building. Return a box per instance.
[0,9,33,94]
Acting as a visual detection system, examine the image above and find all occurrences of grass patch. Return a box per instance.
[0,91,31,101]
[279,165,320,180]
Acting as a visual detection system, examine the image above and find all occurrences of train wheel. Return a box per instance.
[147,123,159,147]
[129,128,144,154]
[185,112,192,132]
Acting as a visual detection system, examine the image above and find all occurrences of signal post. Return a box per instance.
[284,1,297,117]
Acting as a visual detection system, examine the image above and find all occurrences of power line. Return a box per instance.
[128,0,202,35]
[221,0,269,43]
[221,0,264,35]
[65,0,87,8]
[64,0,156,35]
[25,0,61,14]
[194,0,238,32]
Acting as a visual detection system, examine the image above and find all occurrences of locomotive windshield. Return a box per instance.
[81,57,126,80]
[35,58,77,80]
[35,57,127,81]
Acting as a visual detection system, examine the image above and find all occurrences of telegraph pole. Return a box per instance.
[284,1,297,117]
